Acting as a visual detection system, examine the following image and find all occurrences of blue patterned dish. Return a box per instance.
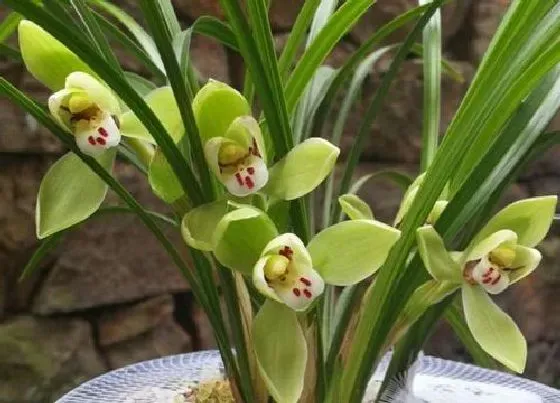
[57,351,560,403]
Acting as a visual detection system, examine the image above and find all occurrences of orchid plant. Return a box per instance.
[1,0,560,402]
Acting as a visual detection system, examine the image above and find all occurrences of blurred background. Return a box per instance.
[1,0,559,401]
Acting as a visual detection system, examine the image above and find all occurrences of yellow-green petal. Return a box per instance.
[148,148,183,203]
[253,300,307,403]
[308,219,400,286]
[181,200,229,251]
[462,284,527,373]
[36,150,115,239]
[474,196,557,248]
[509,245,541,285]
[265,138,340,201]
[18,20,95,91]
[192,80,251,143]
[212,206,278,274]
[339,193,374,220]
[416,226,463,283]
[466,229,518,262]
[120,86,183,143]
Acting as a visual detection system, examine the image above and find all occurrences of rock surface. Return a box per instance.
[32,163,190,314]
[102,316,192,369]
[0,316,106,403]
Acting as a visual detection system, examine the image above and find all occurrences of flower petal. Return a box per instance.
[253,300,307,403]
[274,266,324,311]
[119,86,183,143]
[193,80,251,143]
[339,194,374,220]
[226,116,267,164]
[181,200,229,251]
[462,284,527,373]
[265,138,339,201]
[509,245,541,285]
[74,113,121,157]
[470,257,510,295]
[308,220,400,286]
[148,148,184,203]
[223,155,269,197]
[18,20,95,90]
[65,72,120,116]
[36,150,115,239]
[473,196,557,248]
[212,206,278,274]
[416,226,462,283]
[262,233,312,264]
[394,173,425,226]
[466,229,517,261]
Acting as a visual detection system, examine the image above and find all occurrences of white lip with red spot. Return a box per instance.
[253,234,325,311]
[74,112,121,157]
[470,255,510,295]
[223,155,268,197]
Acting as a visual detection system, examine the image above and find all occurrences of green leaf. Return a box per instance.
[148,148,184,203]
[253,300,307,403]
[416,226,462,283]
[338,194,373,220]
[462,284,527,373]
[473,196,557,248]
[90,0,164,72]
[419,0,442,170]
[120,86,183,143]
[181,200,229,251]
[284,0,374,113]
[308,219,401,286]
[36,150,115,239]
[192,80,251,143]
[18,20,95,90]
[0,12,23,43]
[213,206,278,274]
[277,0,321,79]
[124,71,157,96]
[266,138,340,201]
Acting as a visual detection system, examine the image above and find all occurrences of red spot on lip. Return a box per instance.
[279,246,293,260]
[98,127,109,137]
[88,136,96,145]
[483,268,494,277]
[482,277,493,284]
[300,277,311,286]
[245,176,254,189]
[247,166,255,175]
[491,274,502,285]
[303,289,312,298]
[235,172,243,186]
[96,137,106,145]
[293,288,301,297]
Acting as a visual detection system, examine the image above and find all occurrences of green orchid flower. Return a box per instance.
[182,200,400,311]
[416,196,557,372]
[253,219,400,311]
[49,72,122,157]
[192,80,340,199]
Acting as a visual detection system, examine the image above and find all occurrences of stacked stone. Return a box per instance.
[0,0,559,401]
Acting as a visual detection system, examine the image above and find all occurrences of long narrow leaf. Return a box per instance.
[0,11,23,43]
[419,0,441,170]
[139,0,214,200]
[284,0,374,113]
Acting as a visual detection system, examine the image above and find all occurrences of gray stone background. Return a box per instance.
[1,0,560,401]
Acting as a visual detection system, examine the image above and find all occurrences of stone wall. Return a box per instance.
[0,1,559,401]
